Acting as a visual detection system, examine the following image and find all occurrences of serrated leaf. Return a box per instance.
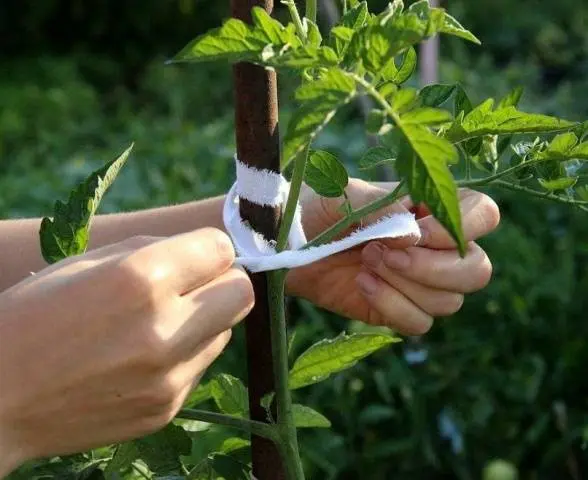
[440,11,481,44]
[359,146,396,170]
[304,150,349,198]
[397,125,465,254]
[571,142,588,159]
[283,69,356,166]
[341,1,369,29]
[454,85,473,116]
[361,26,393,72]
[401,107,452,125]
[289,332,400,390]
[419,84,456,108]
[392,88,418,113]
[497,86,524,109]
[305,19,322,47]
[328,25,355,57]
[211,374,249,417]
[538,177,578,191]
[134,423,192,476]
[448,103,576,142]
[40,145,132,264]
[104,443,139,478]
[251,6,288,44]
[293,404,331,428]
[390,47,417,84]
[173,18,266,63]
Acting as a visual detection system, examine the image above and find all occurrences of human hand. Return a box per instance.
[0,229,254,476]
[286,180,500,335]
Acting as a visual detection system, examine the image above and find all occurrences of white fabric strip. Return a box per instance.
[223,157,421,273]
[235,156,286,207]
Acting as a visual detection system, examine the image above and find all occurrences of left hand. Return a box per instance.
[285,179,500,335]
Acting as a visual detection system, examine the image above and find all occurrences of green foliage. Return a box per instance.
[5,0,588,479]
[304,150,349,197]
[133,423,192,476]
[210,375,249,418]
[292,404,332,429]
[39,145,133,264]
[289,332,400,390]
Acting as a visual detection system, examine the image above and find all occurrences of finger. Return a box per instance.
[361,241,493,293]
[15,236,163,292]
[416,190,500,249]
[369,267,464,317]
[174,267,254,354]
[122,228,236,296]
[355,269,433,335]
[173,330,233,396]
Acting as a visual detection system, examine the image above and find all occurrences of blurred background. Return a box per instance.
[1,0,588,478]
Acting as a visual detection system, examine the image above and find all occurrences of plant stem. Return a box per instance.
[306,0,317,22]
[305,180,408,248]
[176,409,279,442]
[267,269,305,480]
[475,179,588,208]
[342,0,348,14]
[283,0,307,40]
[277,147,310,251]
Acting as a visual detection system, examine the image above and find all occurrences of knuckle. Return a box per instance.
[135,332,172,370]
[113,258,163,308]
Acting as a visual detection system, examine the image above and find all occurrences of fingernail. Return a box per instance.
[383,249,411,270]
[356,272,379,296]
[416,227,429,246]
[362,242,383,269]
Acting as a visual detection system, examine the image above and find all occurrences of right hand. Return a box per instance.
[0,228,253,474]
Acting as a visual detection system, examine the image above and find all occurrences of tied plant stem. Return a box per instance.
[268,269,305,480]
[277,146,310,251]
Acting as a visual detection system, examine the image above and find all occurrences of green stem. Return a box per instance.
[176,409,278,442]
[457,158,547,188]
[283,0,307,40]
[473,179,588,208]
[277,147,310,251]
[306,0,317,22]
[342,0,348,14]
[267,269,305,480]
[305,180,408,248]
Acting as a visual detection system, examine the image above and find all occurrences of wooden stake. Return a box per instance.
[231,1,286,478]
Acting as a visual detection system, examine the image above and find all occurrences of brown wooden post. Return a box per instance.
[230,1,286,478]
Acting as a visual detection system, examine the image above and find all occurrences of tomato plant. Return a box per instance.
[19,0,588,479]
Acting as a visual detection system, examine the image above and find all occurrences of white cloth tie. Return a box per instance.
[222,157,421,273]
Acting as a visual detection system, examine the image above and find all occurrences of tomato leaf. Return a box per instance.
[40,144,133,264]
[289,332,400,390]
[304,150,349,198]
